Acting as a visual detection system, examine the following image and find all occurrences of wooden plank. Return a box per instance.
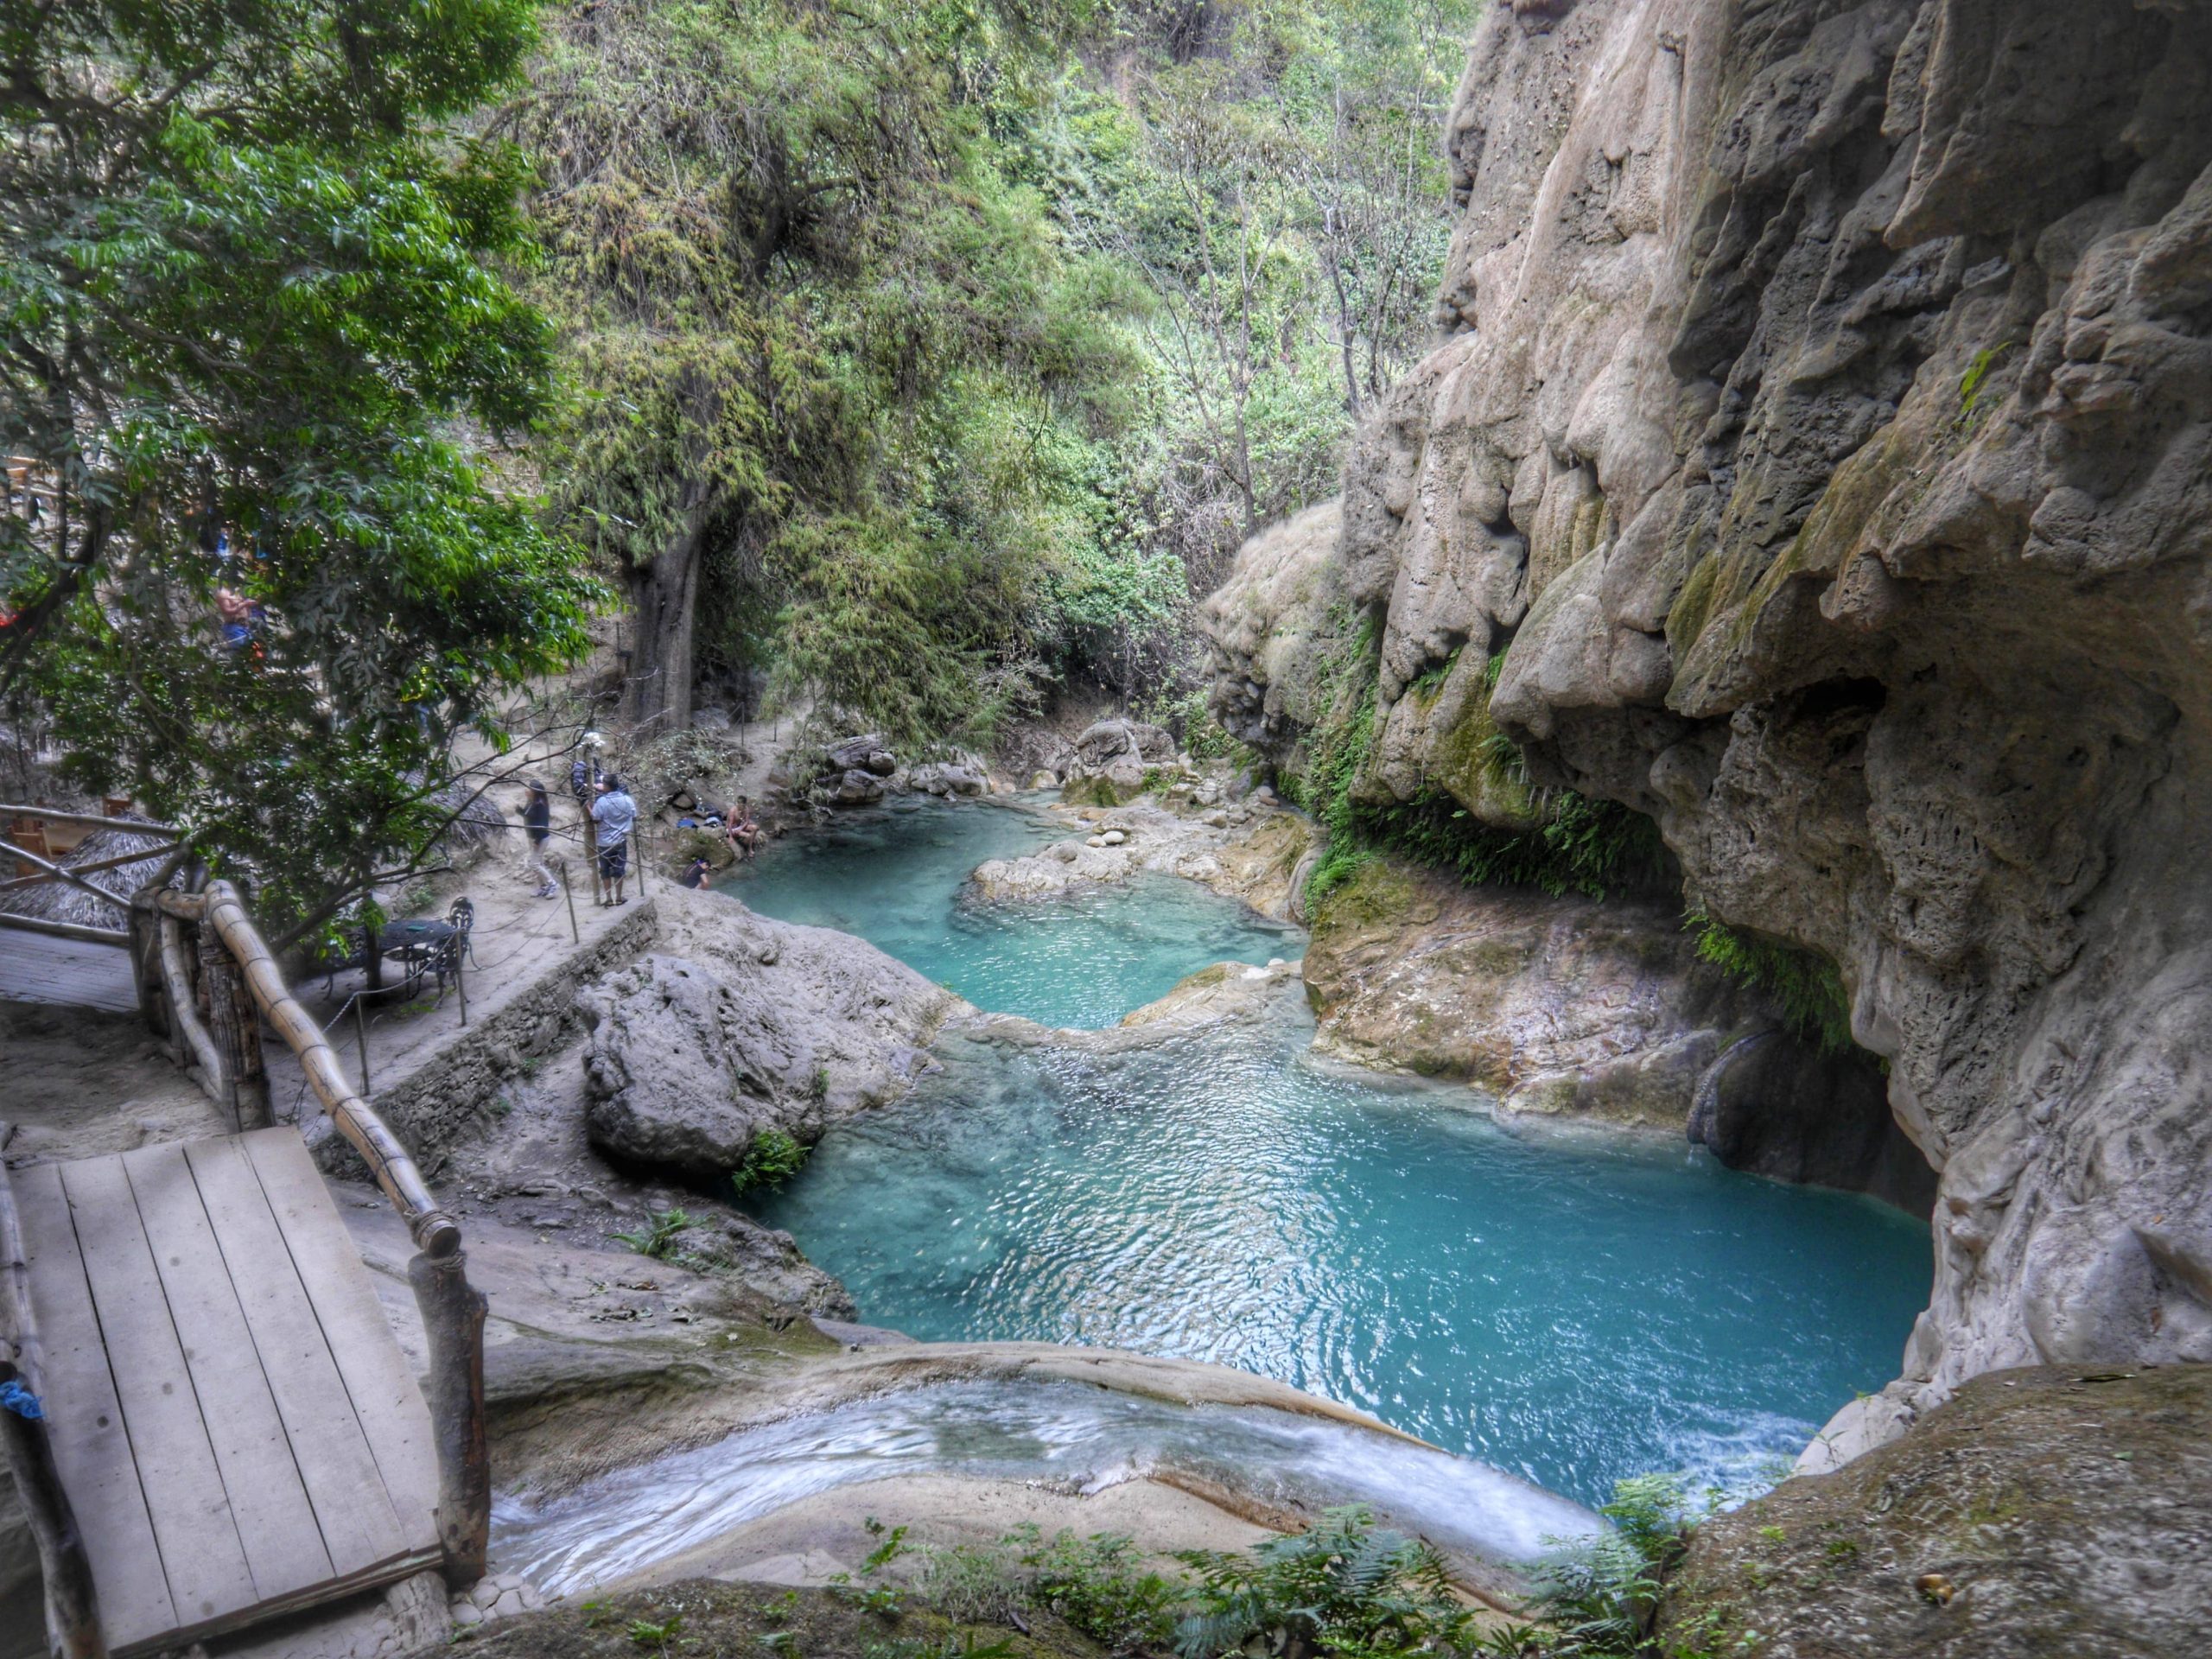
[57,1155,258,1631]
[11,1160,179,1647]
[120,1141,335,1599]
[236,1130,441,1533]
[181,1138,414,1579]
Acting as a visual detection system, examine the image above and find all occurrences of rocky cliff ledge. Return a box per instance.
[1206,0,2212,1459]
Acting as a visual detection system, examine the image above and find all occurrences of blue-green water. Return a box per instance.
[734,799,1932,1506]
[722,795,1300,1028]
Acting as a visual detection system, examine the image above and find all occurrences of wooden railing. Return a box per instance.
[0,861,491,1643]
[142,881,488,1577]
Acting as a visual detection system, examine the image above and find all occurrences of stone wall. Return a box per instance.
[1206,0,2212,1459]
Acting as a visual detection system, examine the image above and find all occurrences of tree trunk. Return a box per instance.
[624,480,709,735]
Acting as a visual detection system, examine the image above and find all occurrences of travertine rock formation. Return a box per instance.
[1207,0,2212,1459]
[1300,858,1923,1211]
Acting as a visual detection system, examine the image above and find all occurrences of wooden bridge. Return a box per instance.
[0,817,487,1658]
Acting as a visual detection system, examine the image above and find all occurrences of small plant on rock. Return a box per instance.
[734,1128,810,1194]
[613,1208,692,1259]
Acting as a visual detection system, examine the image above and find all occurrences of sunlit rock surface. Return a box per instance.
[1666,1363,2212,1657]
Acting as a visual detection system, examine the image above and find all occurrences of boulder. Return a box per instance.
[578,891,962,1180]
[579,956,805,1178]
[830,768,885,806]
[823,734,887,772]
[1062,718,1181,804]
[909,761,988,798]
[1661,1365,2212,1659]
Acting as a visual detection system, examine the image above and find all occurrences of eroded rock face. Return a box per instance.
[1301,860,1911,1182]
[577,890,960,1179]
[1211,0,2212,1450]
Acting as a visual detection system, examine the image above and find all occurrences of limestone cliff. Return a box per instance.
[1205,0,2212,1459]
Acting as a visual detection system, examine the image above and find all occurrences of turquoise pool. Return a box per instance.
[732,798,1931,1506]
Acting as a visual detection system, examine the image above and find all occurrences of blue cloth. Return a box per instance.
[0,1379,43,1421]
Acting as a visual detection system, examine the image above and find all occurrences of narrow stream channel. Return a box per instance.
[724,798,1932,1507]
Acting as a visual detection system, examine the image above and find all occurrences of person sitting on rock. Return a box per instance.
[591,773,637,906]
[724,796,760,861]
[683,856,713,890]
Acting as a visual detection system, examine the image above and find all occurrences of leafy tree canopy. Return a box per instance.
[1,0,599,933]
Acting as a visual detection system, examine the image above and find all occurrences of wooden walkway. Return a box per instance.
[14,1129,442,1656]
[0,931,137,1014]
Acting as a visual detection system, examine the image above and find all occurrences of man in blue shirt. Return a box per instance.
[591,773,639,906]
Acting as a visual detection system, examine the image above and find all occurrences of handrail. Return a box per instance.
[139,879,487,1578]
[154,885,461,1258]
[0,1138,105,1657]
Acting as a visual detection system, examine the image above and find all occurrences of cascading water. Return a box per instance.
[493,1380,1602,1596]
[727,798,1931,1507]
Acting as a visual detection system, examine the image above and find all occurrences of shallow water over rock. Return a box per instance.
[493,1379,1599,1596]
[737,800,1931,1504]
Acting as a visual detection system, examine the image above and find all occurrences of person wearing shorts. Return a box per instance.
[591,773,638,904]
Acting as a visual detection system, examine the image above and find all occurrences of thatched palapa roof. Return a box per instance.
[0,820,176,927]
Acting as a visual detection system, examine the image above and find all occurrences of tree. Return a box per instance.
[0,0,599,933]
[504,0,1141,746]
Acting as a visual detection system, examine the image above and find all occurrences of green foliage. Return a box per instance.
[734,1128,810,1195]
[2,0,600,935]
[1523,1476,1704,1658]
[1174,1505,1478,1659]
[613,1208,693,1260]
[1283,616,1666,910]
[627,1613,683,1650]
[1018,1529,1183,1656]
[1364,788,1671,903]
[905,1508,1478,1659]
[508,0,1150,744]
[1685,912,1855,1057]
[1956,342,2013,427]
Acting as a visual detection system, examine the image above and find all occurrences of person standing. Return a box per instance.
[591,773,638,906]
[520,779,556,898]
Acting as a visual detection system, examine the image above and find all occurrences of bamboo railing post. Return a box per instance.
[582,810,602,905]
[0,1149,107,1659]
[353,995,372,1096]
[408,1249,488,1586]
[157,911,227,1103]
[196,923,263,1130]
[127,898,166,1044]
